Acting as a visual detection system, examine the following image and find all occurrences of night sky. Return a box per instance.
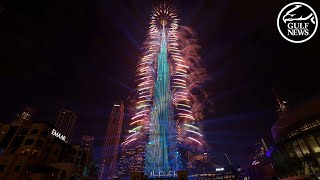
[1,0,320,167]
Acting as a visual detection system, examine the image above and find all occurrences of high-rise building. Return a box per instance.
[121,3,206,178]
[54,109,77,142]
[98,102,124,180]
[81,136,94,152]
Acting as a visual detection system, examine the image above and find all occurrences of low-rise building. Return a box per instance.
[0,108,95,180]
[269,97,320,178]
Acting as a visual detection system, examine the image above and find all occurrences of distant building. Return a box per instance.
[98,102,124,180]
[81,136,94,152]
[115,143,145,179]
[190,169,236,180]
[81,136,96,179]
[269,97,320,178]
[54,109,77,142]
[187,151,212,175]
[0,108,91,180]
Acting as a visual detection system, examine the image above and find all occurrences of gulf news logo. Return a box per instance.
[277,2,318,43]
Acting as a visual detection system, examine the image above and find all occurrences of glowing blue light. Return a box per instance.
[144,27,180,177]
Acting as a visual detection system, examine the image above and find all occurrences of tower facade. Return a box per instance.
[98,102,124,180]
[122,3,206,178]
[54,109,77,142]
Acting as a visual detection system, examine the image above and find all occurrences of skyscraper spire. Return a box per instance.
[272,88,288,113]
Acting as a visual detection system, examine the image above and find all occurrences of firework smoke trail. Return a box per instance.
[121,3,208,177]
[171,27,208,149]
[176,26,209,121]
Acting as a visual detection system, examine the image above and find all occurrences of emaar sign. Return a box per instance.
[51,129,66,141]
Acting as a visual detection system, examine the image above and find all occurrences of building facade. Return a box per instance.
[0,108,93,180]
[115,143,145,179]
[98,102,124,180]
[54,109,77,142]
[186,151,212,175]
[270,97,320,178]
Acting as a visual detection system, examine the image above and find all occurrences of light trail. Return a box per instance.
[126,132,140,140]
[184,124,199,130]
[187,130,203,137]
[130,119,144,125]
[188,137,202,145]
[121,138,137,146]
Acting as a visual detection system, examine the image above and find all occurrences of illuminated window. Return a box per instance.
[292,141,303,158]
[285,143,295,158]
[316,136,320,145]
[297,139,310,155]
[307,136,320,153]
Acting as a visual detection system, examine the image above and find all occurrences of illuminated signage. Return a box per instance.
[150,170,177,177]
[21,111,31,120]
[216,168,224,172]
[51,129,66,141]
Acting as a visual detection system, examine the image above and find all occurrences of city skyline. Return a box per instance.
[1,0,320,169]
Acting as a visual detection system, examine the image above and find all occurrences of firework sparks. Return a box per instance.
[121,2,208,177]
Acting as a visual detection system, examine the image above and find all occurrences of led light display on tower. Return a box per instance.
[122,3,207,178]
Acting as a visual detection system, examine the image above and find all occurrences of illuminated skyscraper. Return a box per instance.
[98,102,124,180]
[122,3,206,178]
[54,109,77,142]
